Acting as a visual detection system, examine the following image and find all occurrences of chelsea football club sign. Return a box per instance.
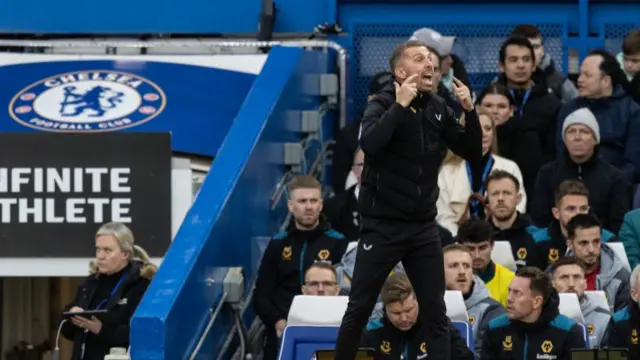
[8,70,167,132]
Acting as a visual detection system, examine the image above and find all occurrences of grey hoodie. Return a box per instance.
[465,277,506,358]
[567,244,631,312]
[580,295,612,348]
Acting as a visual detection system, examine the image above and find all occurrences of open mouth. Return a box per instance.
[422,73,433,81]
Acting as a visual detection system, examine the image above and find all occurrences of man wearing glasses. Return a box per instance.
[302,262,342,297]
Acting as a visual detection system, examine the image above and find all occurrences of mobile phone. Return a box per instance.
[315,349,375,360]
[62,309,108,319]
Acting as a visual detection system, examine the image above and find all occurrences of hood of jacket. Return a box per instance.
[580,295,599,317]
[466,276,493,309]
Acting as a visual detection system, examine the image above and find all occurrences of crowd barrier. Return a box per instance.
[130,46,334,359]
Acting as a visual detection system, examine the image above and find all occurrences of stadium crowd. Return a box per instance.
[253,24,640,360]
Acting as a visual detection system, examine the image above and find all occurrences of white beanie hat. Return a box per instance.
[562,107,600,144]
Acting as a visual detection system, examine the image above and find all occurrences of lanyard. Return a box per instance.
[80,272,128,360]
[465,155,494,217]
[509,88,531,118]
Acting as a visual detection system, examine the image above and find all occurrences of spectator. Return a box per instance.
[301,262,341,296]
[324,148,363,241]
[511,24,579,102]
[425,45,463,117]
[529,180,615,269]
[60,222,157,360]
[564,214,629,311]
[485,170,544,269]
[618,29,640,81]
[443,244,506,355]
[619,209,640,269]
[332,72,393,194]
[253,175,348,360]
[602,264,640,356]
[410,27,471,97]
[457,218,515,307]
[480,267,586,359]
[556,49,640,183]
[437,111,526,235]
[363,273,474,360]
[495,36,562,163]
[549,256,612,348]
[531,107,631,233]
[477,83,543,199]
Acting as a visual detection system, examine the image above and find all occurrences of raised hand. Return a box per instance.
[394,73,420,108]
[452,77,474,111]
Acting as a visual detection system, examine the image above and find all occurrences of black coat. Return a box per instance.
[359,83,482,222]
[61,261,153,360]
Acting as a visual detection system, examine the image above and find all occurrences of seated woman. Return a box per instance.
[61,222,157,360]
[436,109,527,235]
[477,83,544,202]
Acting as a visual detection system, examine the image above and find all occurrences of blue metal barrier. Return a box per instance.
[130,46,334,360]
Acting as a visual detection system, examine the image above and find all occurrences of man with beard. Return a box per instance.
[443,244,506,355]
[334,40,482,360]
[485,169,545,269]
[549,256,611,348]
[603,264,640,359]
[529,180,615,269]
[481,267,586,360]
[253,176,348,360]
[564,214,629,311]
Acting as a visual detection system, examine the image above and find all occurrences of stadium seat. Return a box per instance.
[452,321,474,352]
[287,295,349,326]
[583,291,609,312]
[558,293,585,323]
[491,241,517,272]
[278,325,339,360]
[605,243,630,271]
[445,290,469,323]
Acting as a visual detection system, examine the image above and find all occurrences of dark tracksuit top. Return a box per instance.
[362,314,474,360]
[481,291,586,360]
[490,212,547,270]
[252,220,348,328]
[358,83,483,223]
[603,300,640,360]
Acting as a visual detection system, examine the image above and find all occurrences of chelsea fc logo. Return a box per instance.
[9,70,167,132]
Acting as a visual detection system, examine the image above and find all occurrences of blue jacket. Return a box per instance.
[556,87,640,183]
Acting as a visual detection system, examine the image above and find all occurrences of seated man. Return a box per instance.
[528,180,615,269]
[444,244,506,355]
[363,273,474,360]
[485,170,543,269]
[253,175,348,360]
[603,264,640,358]
[564,214,630,311]
[301,262,341,296]
[481,267,586,360]
[549,256,612,348]
[457,218,515,307]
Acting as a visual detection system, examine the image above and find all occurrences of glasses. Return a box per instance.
[352,162,364,168]
[304,281,337,288]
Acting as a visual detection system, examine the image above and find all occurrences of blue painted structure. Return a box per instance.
[130,46,334,359]
[0,60,256,157]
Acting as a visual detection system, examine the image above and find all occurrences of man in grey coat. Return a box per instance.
[565,214,630,311]
[443,244,506,357]
[549,256,612,348]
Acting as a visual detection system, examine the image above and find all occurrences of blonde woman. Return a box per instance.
[437,110,527,235]
[61,222,157,360]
